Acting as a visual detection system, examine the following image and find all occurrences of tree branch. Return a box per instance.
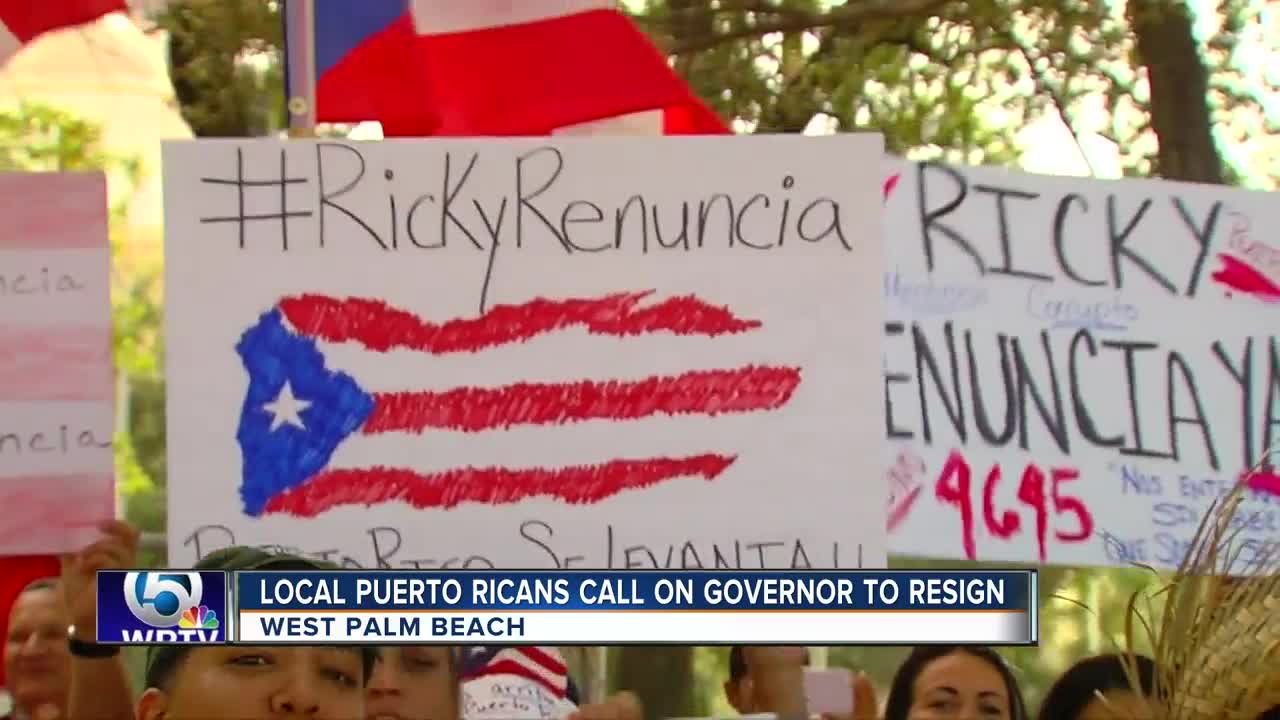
[1003,32,1100,177]
[662,0,955,55]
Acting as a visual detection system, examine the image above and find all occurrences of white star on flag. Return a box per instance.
[263,381,310,432]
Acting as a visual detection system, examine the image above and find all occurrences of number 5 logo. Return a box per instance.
[123,572,203,628]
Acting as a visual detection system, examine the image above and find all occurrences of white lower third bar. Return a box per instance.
[236,611,1033,644]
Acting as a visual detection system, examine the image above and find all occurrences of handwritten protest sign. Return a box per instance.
[162,135,887,569]
[882,159,1279,572]
[0,173,114,554]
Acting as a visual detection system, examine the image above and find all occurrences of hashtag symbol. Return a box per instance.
[199,147,313,249]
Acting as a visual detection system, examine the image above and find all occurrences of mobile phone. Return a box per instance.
[804,668,854,716]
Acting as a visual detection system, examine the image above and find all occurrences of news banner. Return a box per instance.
[95,570,1038,645]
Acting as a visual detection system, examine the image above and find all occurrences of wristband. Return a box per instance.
[67,626,119,658]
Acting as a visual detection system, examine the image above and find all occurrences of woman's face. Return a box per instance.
[1075,690,1156,718]
[135,646,365,720]
[366,646,458,720]
[907,651,1012,719]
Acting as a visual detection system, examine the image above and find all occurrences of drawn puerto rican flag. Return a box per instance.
[235,291,802,518]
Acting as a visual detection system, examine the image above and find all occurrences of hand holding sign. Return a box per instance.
[61,520,139,639]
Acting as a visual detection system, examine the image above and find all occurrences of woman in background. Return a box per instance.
[1036,654,1157,720]
[883,646,1028,720]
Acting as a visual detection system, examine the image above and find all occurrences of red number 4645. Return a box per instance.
[934,450,1095,562]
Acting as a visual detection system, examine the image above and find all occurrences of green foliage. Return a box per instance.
[159,0,284,137]
[0,102,165,532]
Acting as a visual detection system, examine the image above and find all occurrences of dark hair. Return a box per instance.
[1256,707,1280,720]
[727,646,812,684]
[1037,654,1156,720]
[145,552,376,692]
[884,646,1028,720]
[729,646,747,683]
[20,578,58,594]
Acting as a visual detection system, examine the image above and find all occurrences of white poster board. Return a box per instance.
[163,135,887,569]
[0,172,115,554]
[883,159,1279,571]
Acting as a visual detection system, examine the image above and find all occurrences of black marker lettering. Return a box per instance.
[1107,195,1175,293]
[441,152,484,251]
[1173,197,1222,297]
[1166,352,1218,469]
[1053,194,1105,286]
[918,162,985,274]
[965,331,1016,446]
[515,146,571,252]
[316,143,384,249]
[913,322,967,444]
[1068,329,1124,448]
[973,184,1051,281]
[1212,338,1254,470]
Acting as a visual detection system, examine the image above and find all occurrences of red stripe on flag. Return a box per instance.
[261,454,736,517]
[364,365,802,433]
[513,646,568,677]
[278,291,761,354]
[0,0,125,42]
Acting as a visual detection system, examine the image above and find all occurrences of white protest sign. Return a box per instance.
[881,159,1279,571]
[461,675,577,720]
[162,135,887,569]
[0,173,115,554]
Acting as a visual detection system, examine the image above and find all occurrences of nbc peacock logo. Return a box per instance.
[179,606,220,630]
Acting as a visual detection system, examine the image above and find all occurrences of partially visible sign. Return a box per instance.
[883,159,1279,572]
[0,173,114,554]
[462,675,577,720]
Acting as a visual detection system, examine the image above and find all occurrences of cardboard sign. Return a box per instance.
[462,675,577,720]
[0,173,114,555]
[883,159,1279,571]
[162,135,887,569]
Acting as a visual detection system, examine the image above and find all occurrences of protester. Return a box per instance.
[368,646,460,720]
[61,521,140,720]
[2,579,70,720]
[725,646,877,719]
[1036,654,1157,720]
[136,546,377,720]
[883,646,1028,720]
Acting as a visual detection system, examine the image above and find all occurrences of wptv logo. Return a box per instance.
[98,571,227,644]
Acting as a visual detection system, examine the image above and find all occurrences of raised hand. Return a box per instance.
[60,520,140,639]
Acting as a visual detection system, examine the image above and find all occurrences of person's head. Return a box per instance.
[884,646,1028,720]
[3,578,70,714]
[1037,654,1157,720]
[723,646,811,714]
[366,646,460,720]
[136,547,377,720]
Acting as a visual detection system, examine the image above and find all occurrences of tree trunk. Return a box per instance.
[613,646,697,719]
[1127,0,1225,183]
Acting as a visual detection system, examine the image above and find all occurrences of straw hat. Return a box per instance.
[1116,459,1280,719]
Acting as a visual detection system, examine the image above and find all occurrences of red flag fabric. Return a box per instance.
[0,0,127,66]
[308,0,730,137]
[0,555,59,688]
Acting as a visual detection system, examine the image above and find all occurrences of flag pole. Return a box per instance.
[282,0,317,138]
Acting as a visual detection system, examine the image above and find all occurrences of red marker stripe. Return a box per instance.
[279,291,762,355]
[260,454,736,517]
[364,365,802,434]
[1244,469,1280,497]
[510,646,567,676]
[1212,254,1280,300]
